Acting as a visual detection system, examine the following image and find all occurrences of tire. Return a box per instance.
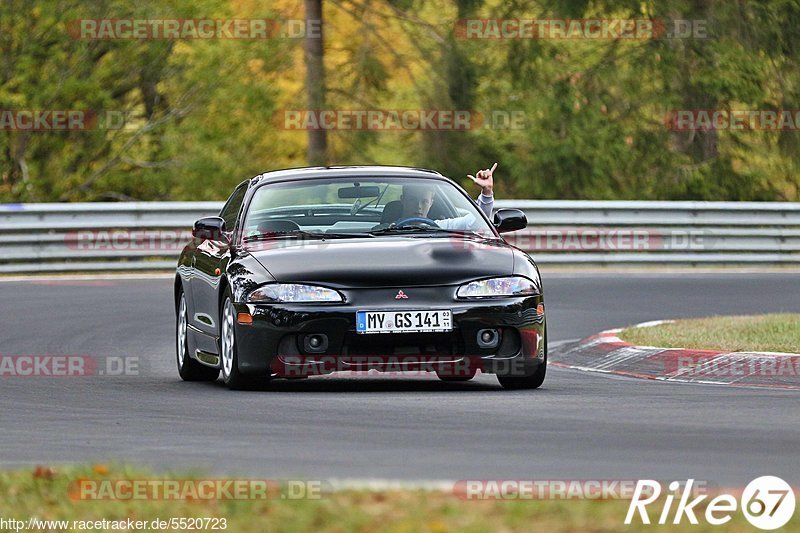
[176,290,220,382]
[497,322,547,390]
[219,290,265,390]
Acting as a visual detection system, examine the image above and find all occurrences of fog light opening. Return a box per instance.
[303,334,329,353]
[477,329,500,349]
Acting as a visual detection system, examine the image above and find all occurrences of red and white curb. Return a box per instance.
[551,320,800,389]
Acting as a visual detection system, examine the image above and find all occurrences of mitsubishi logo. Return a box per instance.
[395,290,409,299]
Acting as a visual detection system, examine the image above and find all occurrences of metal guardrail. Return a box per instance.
[1,200,799,272]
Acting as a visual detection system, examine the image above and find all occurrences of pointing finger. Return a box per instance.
[490,162,497,173]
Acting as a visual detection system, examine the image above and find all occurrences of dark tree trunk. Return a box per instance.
[304,0,327,166]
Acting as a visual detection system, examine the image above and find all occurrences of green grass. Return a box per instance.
[619,313,800,353]
[0,465,783,532]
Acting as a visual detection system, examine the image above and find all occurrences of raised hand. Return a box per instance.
[467,162,496,195]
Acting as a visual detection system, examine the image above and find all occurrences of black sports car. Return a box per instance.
[175,166,546,389]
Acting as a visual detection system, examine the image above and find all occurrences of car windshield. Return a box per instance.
[241,176,495,241]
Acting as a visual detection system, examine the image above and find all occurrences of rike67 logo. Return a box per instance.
[626,477,795,530]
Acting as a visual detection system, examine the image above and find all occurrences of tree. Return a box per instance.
[304,0,327,166]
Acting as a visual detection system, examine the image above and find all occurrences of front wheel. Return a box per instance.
[497,324,547,390]
[220,291,265,390]
[176,290,219,382]
[496,359,546,390]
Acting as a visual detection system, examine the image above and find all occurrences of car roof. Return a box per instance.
[250,166,449,185]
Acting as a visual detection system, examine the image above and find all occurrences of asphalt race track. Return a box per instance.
[1,271,799,486]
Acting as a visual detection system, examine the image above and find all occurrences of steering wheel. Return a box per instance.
[395,217,440,228]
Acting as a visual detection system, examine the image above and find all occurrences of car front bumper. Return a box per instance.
[232,288,545,379]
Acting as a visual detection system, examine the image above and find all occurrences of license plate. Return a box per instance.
[356,310,452,334]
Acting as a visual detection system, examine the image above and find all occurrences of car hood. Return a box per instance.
[245,236,515,288]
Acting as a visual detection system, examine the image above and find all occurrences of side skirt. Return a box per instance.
[187,324,221,368]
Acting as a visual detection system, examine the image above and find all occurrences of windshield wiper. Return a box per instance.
[322,231,375,238]
[243,230,373,243]
[369,225,488,239]
[244,230,324,243]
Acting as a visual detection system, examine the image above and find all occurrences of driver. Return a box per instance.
[398,162,496,230]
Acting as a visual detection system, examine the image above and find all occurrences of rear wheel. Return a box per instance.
[176,290,219,382]
[497,323,547,390]
[220,291,265,390]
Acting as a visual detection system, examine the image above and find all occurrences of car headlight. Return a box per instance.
[247,284,344,303]
[456,276,539,299]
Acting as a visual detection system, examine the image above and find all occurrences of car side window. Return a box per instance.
[219,183,248,230]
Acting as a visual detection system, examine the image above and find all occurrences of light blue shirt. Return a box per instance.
[436,193,494,230]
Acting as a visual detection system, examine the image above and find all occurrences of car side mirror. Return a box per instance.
[493,209,527,233]
[192,216,229,242]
